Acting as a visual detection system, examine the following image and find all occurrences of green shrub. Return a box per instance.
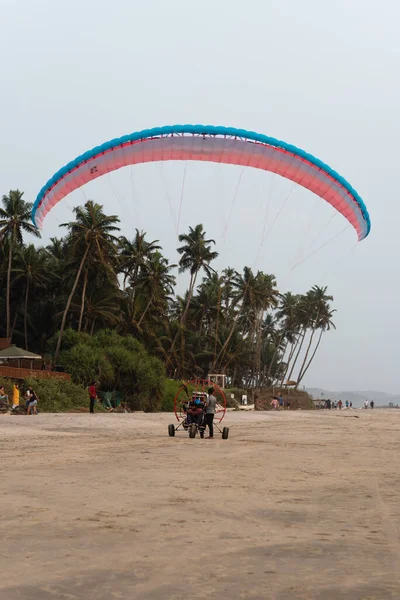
[55,329,166,412]
[162,379,183,411]
[23,377,89,412]
[0,377,14,400]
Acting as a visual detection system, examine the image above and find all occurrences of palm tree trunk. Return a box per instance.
[215,305,242,369]
[287,325,307,382]
[170,271,197,355]
[279,337,298,386]
[78,269,88,333]
[232,364,238,387]
[212,285,222,369]
[179,272,197,376]
[137,291,155,328]
[295,312,320,388]
[10,305,18,340]
[181,272,196,325]
[295,319,320,388]
[267,328,286,383]
[273,338,289,385]
[90,318,96,335]
[54,245,90,363]
[255,311,264,387]
[6,240,12,338]
[296,329,323,386]
[278,339,295,387]
[24,278,30,350]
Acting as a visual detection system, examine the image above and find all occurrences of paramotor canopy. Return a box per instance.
[32,124,370,239]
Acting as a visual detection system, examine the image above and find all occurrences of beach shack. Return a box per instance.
[0,340,70,380]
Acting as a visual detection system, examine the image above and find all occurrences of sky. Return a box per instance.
[1,0,399,392]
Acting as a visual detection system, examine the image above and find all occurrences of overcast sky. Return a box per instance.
[1,0,399,392]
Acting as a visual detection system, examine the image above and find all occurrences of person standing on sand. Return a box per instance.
[338,399,343,410]
[27,389,38,415]
[205,387,217,439]
[370,400,375,409]
[88,381,97,414]
[12,384,20,408]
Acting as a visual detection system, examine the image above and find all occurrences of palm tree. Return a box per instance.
[270,292,300,384]
[46,237,65,260]
[54,201,120,362]
[221,267,238,313]
[170,224,218,365]
[14,245,48,349]
[0,190,40,338]
[212,267,249,368]
[296,307,336,386]
[215,267,278,377]
[84,287,122,334]
[135,252,176,328]
[285,293,312,383]
[295,287,335,387]
[177,224,218,323]
[119,231,161,289]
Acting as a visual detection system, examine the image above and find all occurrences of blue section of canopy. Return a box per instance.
[32,124,370,237]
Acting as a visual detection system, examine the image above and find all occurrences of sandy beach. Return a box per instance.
[1,410,400,599]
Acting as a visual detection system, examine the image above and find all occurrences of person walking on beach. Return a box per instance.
[270,398,279,410]
[27,389,38,415]
[338,399,343,410]
[345,400,349,409]
[370,400,375,410]
[88,381,97,414]
[205,387,217,439]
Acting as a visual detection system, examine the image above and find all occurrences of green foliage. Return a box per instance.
[56,328,166,412]
[23,377,89,412]
[162,379,183,412]
[60,344,106,386]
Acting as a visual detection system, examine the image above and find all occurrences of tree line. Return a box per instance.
[0,190,335,389]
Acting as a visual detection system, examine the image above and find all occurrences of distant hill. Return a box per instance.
[306,388,400,408]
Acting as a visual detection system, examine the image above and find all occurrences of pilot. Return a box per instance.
[187,398,204,426]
